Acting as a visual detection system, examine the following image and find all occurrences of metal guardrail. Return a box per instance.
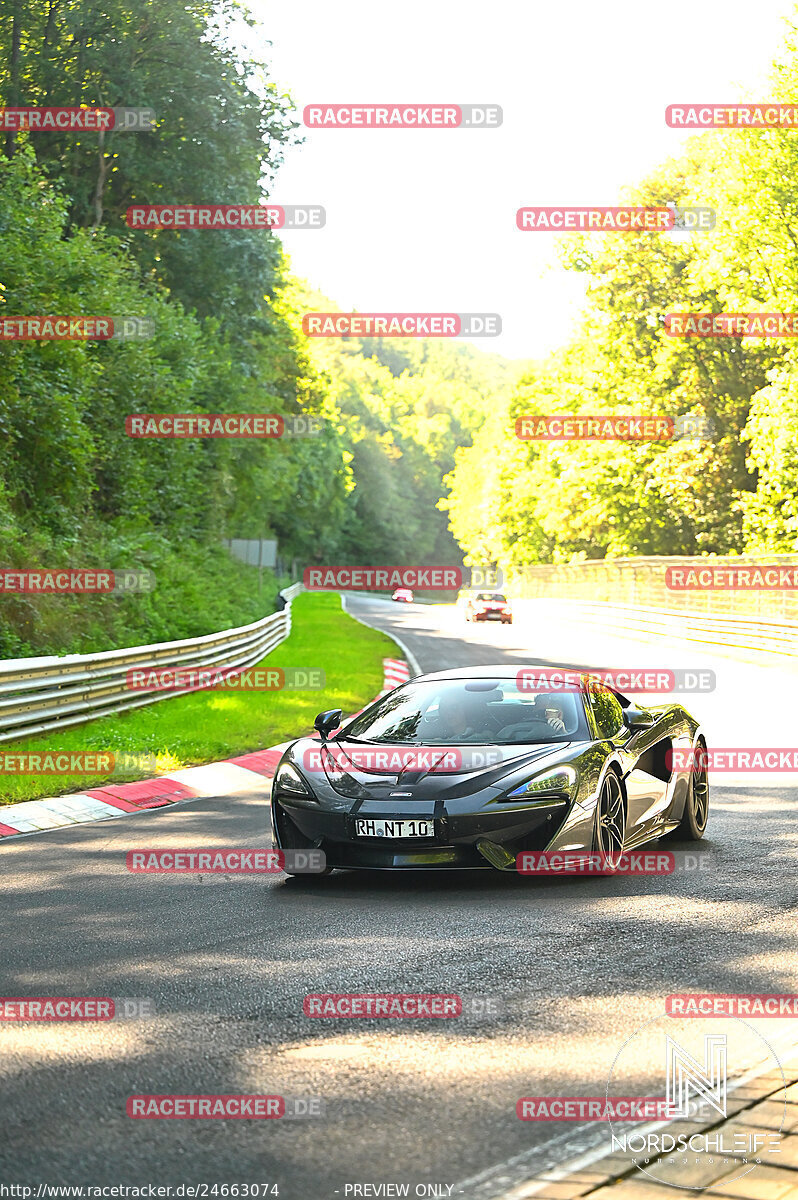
[0,584,303,745]
[514,598,798,659]
[508,554,798,622]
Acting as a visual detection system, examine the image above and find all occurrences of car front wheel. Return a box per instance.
[669,740,709,841]
[592,768,626,870]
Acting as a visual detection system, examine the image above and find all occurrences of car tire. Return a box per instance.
[591,767,626,872]
[667,739,709,841]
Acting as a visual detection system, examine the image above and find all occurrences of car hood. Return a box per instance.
[289,737,583,799]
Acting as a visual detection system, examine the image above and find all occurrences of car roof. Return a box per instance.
[411,664,595,689]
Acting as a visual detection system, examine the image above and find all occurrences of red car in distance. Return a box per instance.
[465,592,513,624]
[391,587,414,603]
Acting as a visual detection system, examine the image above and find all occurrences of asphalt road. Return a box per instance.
[1,596,796,1197]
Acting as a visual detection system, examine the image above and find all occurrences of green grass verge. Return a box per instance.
[0,592,398,805]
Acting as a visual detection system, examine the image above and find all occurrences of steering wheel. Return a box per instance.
[495,718,554,741]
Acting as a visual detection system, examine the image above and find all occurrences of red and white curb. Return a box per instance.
[380,656,413,693]
[0,658,410,841]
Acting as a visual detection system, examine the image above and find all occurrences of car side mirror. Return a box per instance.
[314,708,343,741]
[624,704,655,731]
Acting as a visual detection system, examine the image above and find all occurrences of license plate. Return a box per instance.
[354,818,433,839]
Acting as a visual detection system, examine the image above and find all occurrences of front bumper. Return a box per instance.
[272,790,570,870]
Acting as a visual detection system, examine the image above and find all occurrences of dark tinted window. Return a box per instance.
[344,679,589,745]
[590,683,624,739]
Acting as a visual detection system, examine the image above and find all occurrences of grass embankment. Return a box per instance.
[0,592,398,805]
[0,534,288,660]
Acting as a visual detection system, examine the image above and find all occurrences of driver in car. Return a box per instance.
[540,699,567,734]
[494,694,569,741]
[433,691,493,742]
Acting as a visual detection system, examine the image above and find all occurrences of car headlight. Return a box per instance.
[505,764,577,802]
[274,762,312,795]
[320,745,366,799]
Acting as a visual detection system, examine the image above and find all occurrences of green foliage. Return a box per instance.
[741,351,798,549]
[446,17,798,563]
[284,280,519,567]
[15,0,798,642]
[0,103,511,659]
[0,0,296,321]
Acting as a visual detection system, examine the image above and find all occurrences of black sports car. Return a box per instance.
[270,665,708,874]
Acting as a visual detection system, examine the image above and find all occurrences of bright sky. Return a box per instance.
[246,0,796,360]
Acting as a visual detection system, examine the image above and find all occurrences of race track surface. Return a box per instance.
[1,597,796,1197]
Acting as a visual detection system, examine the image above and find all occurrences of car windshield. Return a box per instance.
[344,679,589,745]
[475,593,506,602]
